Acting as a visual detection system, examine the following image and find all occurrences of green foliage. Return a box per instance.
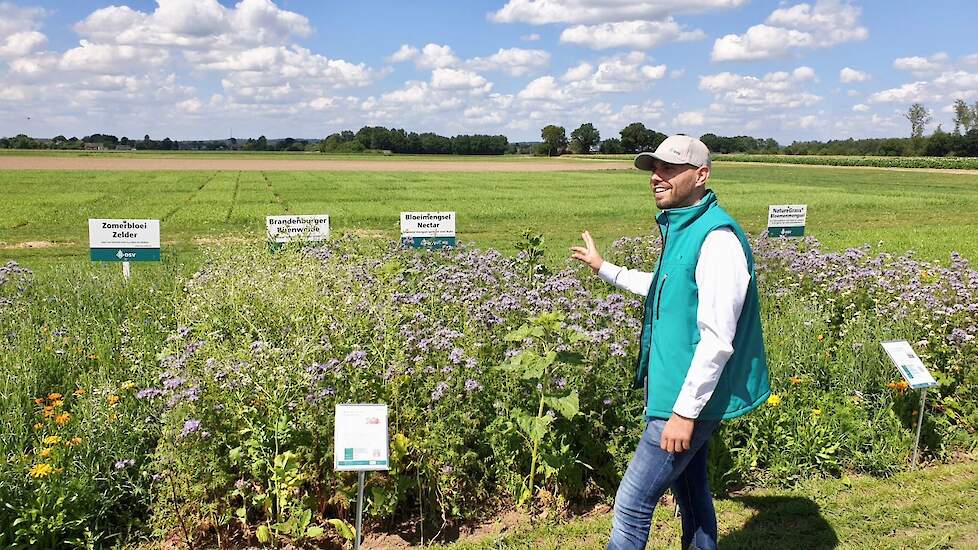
[540,125,568,156]
[717,154,978,169]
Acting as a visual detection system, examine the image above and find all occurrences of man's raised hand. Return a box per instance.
[570,230,604,273]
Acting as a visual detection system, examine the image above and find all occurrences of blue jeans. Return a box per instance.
[608,418,720,550]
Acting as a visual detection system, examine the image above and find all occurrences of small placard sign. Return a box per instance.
[266,215,330,243]
[767,204,807,237]
[400,211,456,248]
[881,340,938,389]
[334,404,389,471]
[88,219,161,261]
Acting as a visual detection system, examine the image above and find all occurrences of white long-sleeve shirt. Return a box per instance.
[597,227,750,419]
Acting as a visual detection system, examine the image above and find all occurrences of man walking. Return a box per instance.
[570,135,770,550]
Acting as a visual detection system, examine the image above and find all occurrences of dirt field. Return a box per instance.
[0,156,633,172]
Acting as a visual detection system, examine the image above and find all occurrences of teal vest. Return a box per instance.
[635,190,770,420]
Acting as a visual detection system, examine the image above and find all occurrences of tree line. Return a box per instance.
[318,127,509,155]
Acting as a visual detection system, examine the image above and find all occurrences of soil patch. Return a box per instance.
[0,240,67,249]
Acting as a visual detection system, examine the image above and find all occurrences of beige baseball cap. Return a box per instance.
[634,135,712,171]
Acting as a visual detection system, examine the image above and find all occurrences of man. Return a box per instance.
[570,135,770,550]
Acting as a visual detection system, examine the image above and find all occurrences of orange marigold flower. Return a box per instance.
[34,398,44,405]
[816,334,824,342]
[55,413,71,425]
[39,448,52,458]
[28,463,54,478]
[66,437,83,446]
[73,388,85,397]
[42,406,55,418]
[789,376,803,385]
[47,393,63,401]
[33,422,44,430]
[107,395,120,406]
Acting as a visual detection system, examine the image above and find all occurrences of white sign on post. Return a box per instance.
[767,204,807,237]
[334,404,389,471]
[881,340,938,389]
[400,211,456,247]
[266,215,330,243]
[88,219,161,262]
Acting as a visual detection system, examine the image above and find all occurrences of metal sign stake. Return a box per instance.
[912,388,927,470]
[355,471,365,550]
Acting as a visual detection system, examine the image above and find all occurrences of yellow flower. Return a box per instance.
[51,400,64,408]
[28,463,54,478]
[39,448,52,458]
[87,354,98,360]
[120,380,135,391]
[55,413,71,425]
[73,388,85,397]
[47,393,63,401]
[33,422,44,430]
[42,435,61,445]
[66,437,83,447]
[816,334,824,342]
[107,395,120,406]
[811,408,822,416]
[767,394,782,407]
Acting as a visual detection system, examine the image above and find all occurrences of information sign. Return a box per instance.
[400,211,456,248]
[881,340,938,389]
[88,219,160,261]
[767,204,807,237]
[334,404,389,471]
[266,215,330,243]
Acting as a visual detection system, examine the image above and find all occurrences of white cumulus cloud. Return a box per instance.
[467,48,550,77]
[699,68,822,110]
[489,0,747,25]
[840,67,870,83]
[712,0,867,61]
[559,18,704,50]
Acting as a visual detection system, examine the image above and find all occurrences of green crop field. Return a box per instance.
[2,163,978,272]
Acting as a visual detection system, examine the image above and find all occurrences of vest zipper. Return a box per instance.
[655,274,667,319]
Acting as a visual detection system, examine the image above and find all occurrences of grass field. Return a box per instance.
[3,163,978,272]
[441,458,978,549]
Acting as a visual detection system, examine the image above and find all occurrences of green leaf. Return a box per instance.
[235,506,247,519]
[504,324,531,342]
[256,524,272,543]
[514,411,553,443]
[306,525,324,538]
[544,390,579,420]
[371,486,389,511]
[328,518,356,541]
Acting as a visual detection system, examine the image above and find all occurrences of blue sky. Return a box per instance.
[2,0,977,143]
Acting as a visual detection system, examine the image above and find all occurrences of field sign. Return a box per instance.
[266,215,330,243]
[400,211,456,248]
[767,204,807,237]
[88,219,160,261]
[881,340,938,389]
[334,404,389,471]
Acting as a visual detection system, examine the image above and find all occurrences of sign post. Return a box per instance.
[266,215,330,245]
[767,204,807,237]
[400,211,456,248]
[334,404,389,549]
[881,340,938,469]
[88,219,161,279]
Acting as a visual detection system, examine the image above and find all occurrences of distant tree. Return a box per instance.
[540,125,567,156]
[599,138,625,154]
[619,122,665,153]
[924,126,953,156]
[256,135,268,151]
[952,99,972,135]
[570,122,600,154]
[905,103,931,139]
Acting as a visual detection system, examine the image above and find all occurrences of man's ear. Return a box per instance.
[696,165,711,185]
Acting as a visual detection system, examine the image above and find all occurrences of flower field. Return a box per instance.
[1,230,976,548]
[716,154,978,170]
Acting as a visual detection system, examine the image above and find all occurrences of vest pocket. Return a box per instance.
[655,274,667,319]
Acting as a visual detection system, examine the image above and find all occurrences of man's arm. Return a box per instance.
[570,231,653,297]
[597,262,653,298]
[660,227,749,452]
